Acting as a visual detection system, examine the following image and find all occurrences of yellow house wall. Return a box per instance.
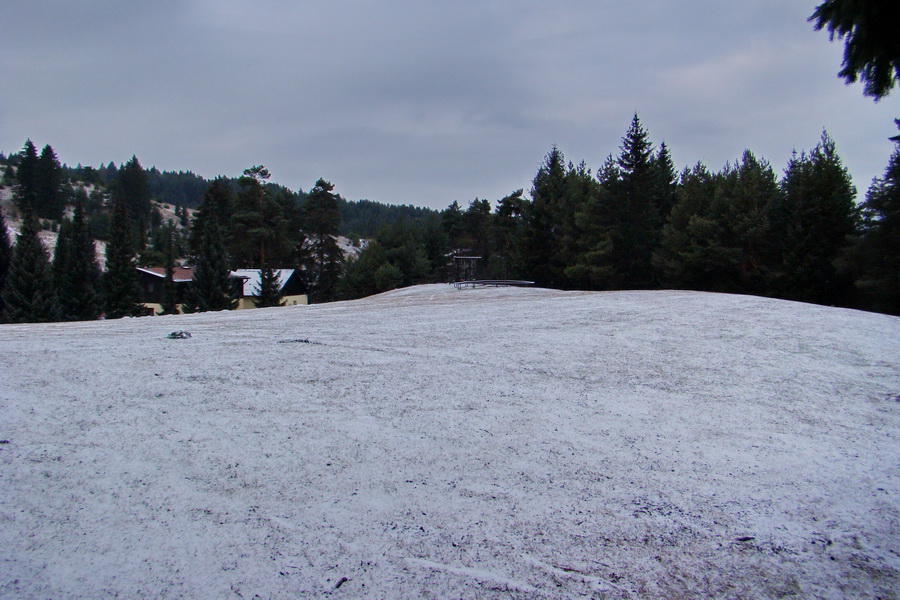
[236,294,308,310]
[141,303,188,316]
[143,295,308,314]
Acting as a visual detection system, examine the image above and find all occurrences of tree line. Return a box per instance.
[342,115,897,315]
[1,114,898,322]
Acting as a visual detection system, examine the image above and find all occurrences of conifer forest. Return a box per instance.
[1,113,898,323]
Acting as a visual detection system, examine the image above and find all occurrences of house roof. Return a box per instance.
[136,266,195,283]
[230,269,297,297]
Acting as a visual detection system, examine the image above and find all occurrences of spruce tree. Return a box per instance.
[190,177,234,259]
[229,166,289,269]
[520,146,570,288]
[653,163,729,290]
[13,140,39,214]
[2,210,60,323]
[188,215,235,312]
[254,264,284,308]
[36,144,65,221]
[609,114,663,289]
[161,225,179,315]
[103,194,143,318]
[650,142,678,221]
[298,178,343,301]
[65,195,101,321]
[491,190,526,280]
[53,218,74,301]
[562,162,606,289]
[0,207,14,316]
[810,0,900,100]
[851,144,900,314]
[710,150,781,294]
[771,133,857,305]
[114,156,152,232]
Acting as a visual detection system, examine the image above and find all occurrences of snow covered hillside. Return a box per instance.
[1,285,898,599]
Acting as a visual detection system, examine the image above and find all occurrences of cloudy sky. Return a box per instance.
[2,1,897,209]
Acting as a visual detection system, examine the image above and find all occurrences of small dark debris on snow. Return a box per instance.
[735,536,756,542]
[0,440,9,444]
[334,577,349,590]
[167,331,192,339]
[278,338,321,345]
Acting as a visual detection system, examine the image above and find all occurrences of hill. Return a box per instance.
[1,286,898,598]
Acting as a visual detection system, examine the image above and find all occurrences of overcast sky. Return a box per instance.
[2,1,897,209]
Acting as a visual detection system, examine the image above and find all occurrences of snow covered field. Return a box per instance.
[1,285,898,599]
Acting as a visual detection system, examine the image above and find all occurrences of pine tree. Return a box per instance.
[810,0,900,100]
[190,178,234,259]
[114,156,152,232]
[608,114,664,289]
[520,146,570,288]
[771,133,857,305]
[13,140,39,214]
[562,162,606,289]
[653,163,730,290]
[103,194,143,318]
[2,210,60,323]
[254,264,284,308]
[650,142,678,221]
[298,178,343,302]
[229,166,289,269]
[710,150,782,294]
[52,218,74,304]
[188,215,235,312]
[161,225,179,315]
[441,201,465,250]
[65,195,101,321]
[850,143,900,314]
[36,144,65,221]
[491,190,526,279]
[0,207,14,317]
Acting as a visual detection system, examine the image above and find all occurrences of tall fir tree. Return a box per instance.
[771,132,857,305]
[298,178,343,302]
[52,218,74,304]
[103,193,143,318]
[161,224,179,315]
[0,207,14,317]
[229,166,289,269]
[709,150,782,294]
[36,144,65,220]
[254,264,285,308]
[188,214,235,312]
[650,142,678,222]
[491,190,526,280]
[2,210,60,323]
[13,140,39,214]
[114,156,152,232]
[564,159,614,289]
[520,146,570,288]
[810,0,900,100]
[64,195,102,321]
[605,114,665,289]
[190,177,234,259]
[849,142,900,314]
[653,163,730,290]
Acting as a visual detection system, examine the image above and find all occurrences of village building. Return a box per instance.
[137,267,308,315]
[230,269,308,309]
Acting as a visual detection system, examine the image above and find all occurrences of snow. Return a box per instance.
[1,285,898,599]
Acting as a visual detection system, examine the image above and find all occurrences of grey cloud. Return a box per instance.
[2,1,896,208]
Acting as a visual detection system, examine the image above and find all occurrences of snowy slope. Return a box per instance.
[1,285,898,599]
